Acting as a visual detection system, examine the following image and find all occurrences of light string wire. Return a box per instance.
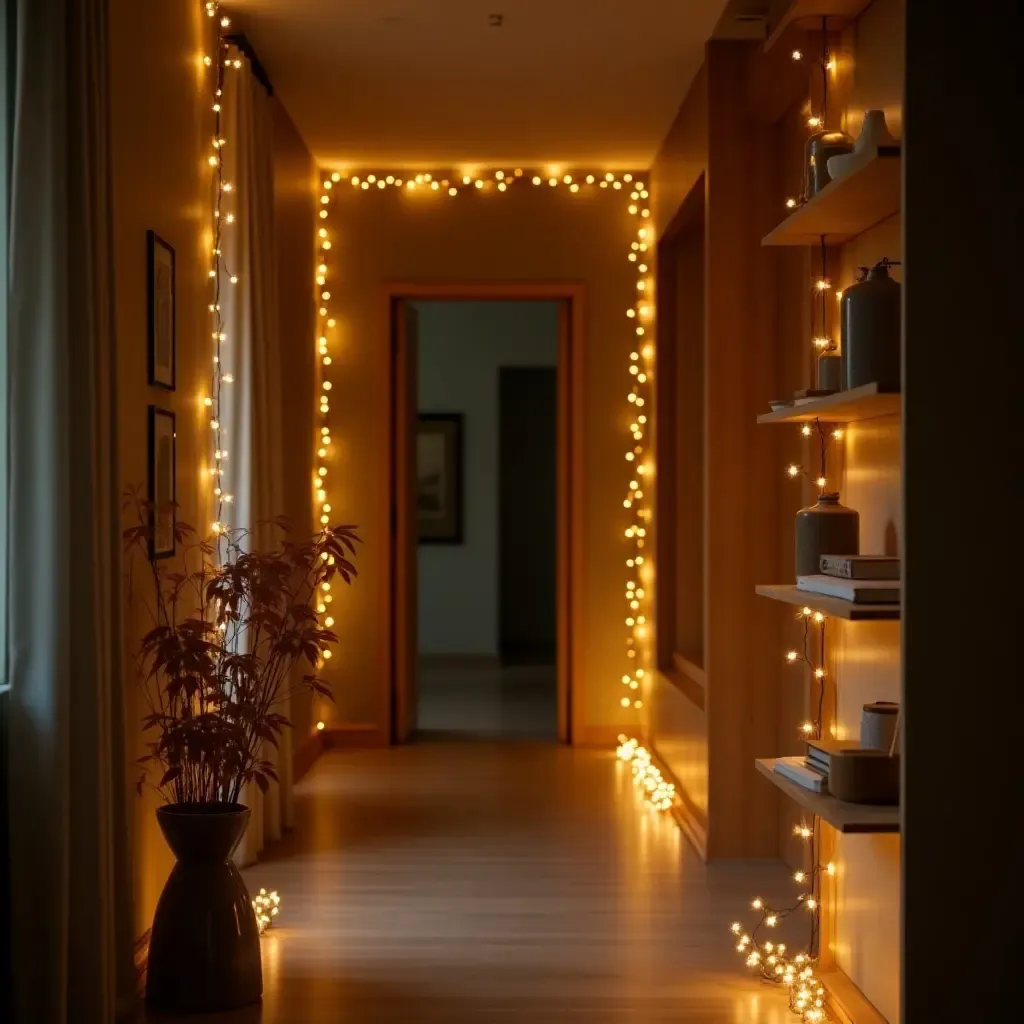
[202,0,282,935]
[315,166,670,809]
[203,1,242,548]
[738,22,845,1005]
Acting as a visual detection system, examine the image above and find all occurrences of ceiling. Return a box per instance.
[230,0,733,171]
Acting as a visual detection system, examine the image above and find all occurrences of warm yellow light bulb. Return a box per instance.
[316,721,326,731]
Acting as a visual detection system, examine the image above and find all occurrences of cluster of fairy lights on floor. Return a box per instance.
[202,0,284,935]
[314,165,671,809]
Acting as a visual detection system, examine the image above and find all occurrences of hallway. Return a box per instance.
[203,743,794,1023]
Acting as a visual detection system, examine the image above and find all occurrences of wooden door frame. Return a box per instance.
[381,282,585,745]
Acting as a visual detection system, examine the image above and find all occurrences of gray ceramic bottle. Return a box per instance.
[795,493,860,578]
[841,259,902,391]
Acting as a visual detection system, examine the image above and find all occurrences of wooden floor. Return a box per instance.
[150,742,795,1023]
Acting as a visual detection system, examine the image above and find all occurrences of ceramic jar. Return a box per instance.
[795,493,859,578]
[841,259,902,391]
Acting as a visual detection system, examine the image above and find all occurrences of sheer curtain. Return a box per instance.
[6,0,134,1020]
[220,50,292,866]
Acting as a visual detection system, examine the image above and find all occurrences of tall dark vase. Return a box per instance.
[146,803,262,1013]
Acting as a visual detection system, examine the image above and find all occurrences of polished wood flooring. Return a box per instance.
[149,742,794,1023]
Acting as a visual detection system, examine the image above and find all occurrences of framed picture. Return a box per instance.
[417,413,463,544]
[147,230,176,390]
[148,406,177,559]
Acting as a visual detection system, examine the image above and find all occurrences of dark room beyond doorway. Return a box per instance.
[414,300,559,740]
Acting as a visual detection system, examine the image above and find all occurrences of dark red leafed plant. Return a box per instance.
[123,486,359,806]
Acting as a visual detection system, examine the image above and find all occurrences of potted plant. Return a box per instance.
[123,488,359,1013]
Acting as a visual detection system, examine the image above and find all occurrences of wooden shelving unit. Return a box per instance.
[764,0,874,54]
[762,150,901,246]
[756,584,900,621]
[755,760,900,833]
[759,383,901,424]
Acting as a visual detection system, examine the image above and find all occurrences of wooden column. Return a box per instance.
[703,41,786,859]
[902,1,1020,1017]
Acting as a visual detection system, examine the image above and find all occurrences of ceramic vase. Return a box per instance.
[146,803,263,1013]
[826,109,899,181]
[841,259,902,391]
[795,493,859,578]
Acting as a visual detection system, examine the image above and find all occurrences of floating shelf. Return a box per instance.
[758,383,901,424]
[764,0,874,54]
[756,584,900,621]
[755,759,900,833]
[762,150,901,246]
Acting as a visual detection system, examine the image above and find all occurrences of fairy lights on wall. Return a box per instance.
[202,1,241,543]
[314,166,670,810]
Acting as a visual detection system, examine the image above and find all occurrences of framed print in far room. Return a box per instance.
[148,406,177,559]
[417,413,463,544]
[147,230,175,390]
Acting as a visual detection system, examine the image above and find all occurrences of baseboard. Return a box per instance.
[322,724,388,748]
[419,654,501,670]
[293,731,325,781]
[643,739,709,861]
[574,724,625,749]
[669,787,709,861]
[819,968,888,1024]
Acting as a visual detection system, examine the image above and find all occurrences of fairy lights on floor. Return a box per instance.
[252,888,281,934]
[315,166,668,809]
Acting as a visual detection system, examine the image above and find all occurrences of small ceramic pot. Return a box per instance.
[795,493,859,578]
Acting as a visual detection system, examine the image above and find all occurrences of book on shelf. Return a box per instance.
[797,574,901,604]
[774,756,828,793]
[806,739,863,773]
[819,555,901,580]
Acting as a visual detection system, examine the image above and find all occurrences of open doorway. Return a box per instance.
[388,286,584,745]
[417,300,557,738]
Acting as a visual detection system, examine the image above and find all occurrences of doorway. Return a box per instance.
[387,285,584,746]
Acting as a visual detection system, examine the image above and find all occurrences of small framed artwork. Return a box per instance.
[417,413,463,544]
[147,230,176,390]
[148,406,177,559]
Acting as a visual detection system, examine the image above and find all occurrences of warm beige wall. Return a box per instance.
[272,102,318,745]
[110,0,214,932]
[313,182,639,736]
[110,4,318,932]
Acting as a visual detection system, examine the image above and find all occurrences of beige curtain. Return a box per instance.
[220,51,292,866]
[6,0,135,1020]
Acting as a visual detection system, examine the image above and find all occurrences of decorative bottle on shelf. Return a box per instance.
[841,258,902,391]
[795,493,860,578]
[806,129,855,196]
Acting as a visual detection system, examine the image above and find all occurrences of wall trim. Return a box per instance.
[383,281,586,747]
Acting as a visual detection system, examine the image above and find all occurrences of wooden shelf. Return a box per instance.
[756,584,900,621]
[755,759,900,833]
[758,383,901,424]
[764,0,873,54]
[762,150,901,246]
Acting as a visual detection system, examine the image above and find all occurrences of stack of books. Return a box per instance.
[774,740,862,794]
[797,555,901,604]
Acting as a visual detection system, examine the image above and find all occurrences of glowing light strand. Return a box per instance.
[203,2,241,545]
[321,168,668,809]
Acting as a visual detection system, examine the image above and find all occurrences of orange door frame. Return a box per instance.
[381,282,586,745]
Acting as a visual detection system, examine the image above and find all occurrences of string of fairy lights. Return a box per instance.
[313,166,672,810]
[732,25,850,1021]
[202,1,241,546]
[202,0,281,933]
